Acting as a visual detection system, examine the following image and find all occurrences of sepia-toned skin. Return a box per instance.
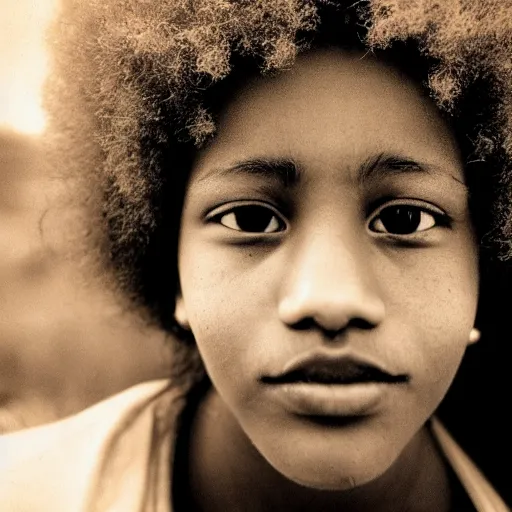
[175,49,480,510]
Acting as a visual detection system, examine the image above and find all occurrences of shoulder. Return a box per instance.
[0,379,184,512]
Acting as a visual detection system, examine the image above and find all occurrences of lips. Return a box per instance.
[262,354,409,386]
[261,352,409,417]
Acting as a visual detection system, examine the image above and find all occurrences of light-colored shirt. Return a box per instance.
[0,380,509,511]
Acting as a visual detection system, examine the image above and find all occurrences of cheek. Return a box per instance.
[178,247,272,385]
[390,230,479,329]
[416,246,478,339]
[179,230,278,330]
[391,244,479,403]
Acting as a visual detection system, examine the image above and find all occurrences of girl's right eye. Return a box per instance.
[211,204,287,234]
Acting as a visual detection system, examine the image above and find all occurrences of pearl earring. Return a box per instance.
[469,328,481,344]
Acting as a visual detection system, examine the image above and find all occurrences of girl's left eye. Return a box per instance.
[213,204,286,233]
[369,204,445,235]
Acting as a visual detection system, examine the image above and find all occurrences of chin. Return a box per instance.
[265,443,398,492]
[280,463,386,492]
[287,471,360,492]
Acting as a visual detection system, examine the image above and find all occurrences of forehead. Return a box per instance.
[193,49,463,184]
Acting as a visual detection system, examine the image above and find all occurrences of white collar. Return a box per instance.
[430,417,509,512]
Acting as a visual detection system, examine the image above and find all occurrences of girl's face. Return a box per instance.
[175,49,479,490]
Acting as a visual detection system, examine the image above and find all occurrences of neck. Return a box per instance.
[176,388,452,512]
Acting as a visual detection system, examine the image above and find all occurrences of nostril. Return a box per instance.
[349,318,377,331]
[289,318,317,331]
[286,315,377,337]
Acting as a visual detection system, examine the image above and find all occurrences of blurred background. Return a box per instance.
[0,0,172,433]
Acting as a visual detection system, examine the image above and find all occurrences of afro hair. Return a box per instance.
[44,0,512,325]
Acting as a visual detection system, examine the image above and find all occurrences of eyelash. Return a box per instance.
[367,199,451,235]
[207,201,287,234]
[207,199,450,237]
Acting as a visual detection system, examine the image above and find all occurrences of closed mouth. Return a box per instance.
[261,355,409,386]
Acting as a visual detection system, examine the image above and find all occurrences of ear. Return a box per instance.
[174,292,190,330]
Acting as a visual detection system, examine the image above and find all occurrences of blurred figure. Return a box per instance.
[0,130,173,432]
[1,0,172,433]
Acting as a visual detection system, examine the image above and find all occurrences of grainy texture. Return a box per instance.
[44,0,512,325]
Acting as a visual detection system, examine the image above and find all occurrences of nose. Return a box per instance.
[278,230,386,333]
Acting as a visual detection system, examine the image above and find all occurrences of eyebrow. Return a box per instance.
[359,152,467,190]
[198,153,467,190]
[360,153,428,183]
[197,158,302,188]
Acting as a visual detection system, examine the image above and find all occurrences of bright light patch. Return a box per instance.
[0,71,48,135]
[0,0,58,135]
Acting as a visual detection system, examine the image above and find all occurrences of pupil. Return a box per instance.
[380,206,420,234]
[235,206,274,232]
